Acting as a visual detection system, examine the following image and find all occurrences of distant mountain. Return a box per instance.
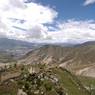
[18,41,95,77]
[0,38,43,61]
[0,38,79,59]
[0,38,36,50]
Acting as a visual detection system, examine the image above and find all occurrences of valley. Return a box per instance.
[0,41,95,95]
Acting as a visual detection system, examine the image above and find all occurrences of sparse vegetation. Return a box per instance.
[1,44,95,95]
[0,63,95,95]
[18,65,66,95]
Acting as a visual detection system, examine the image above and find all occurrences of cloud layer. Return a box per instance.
[84,0,95,5]
[0,0,57,41]
[0,0,95,43]
[49,20,95,43]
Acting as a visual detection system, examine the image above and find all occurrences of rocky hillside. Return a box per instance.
[1,42,95,95]
[18,42,95,77]
[0,64,91,95]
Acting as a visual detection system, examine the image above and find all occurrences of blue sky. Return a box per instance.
[0,0,95,43]
[34,0,95,20]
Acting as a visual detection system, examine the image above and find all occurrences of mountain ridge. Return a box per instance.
[18,41,95,77]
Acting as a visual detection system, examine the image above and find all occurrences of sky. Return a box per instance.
[0,0,95,43]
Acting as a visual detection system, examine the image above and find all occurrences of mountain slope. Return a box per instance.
[18,42,95,77]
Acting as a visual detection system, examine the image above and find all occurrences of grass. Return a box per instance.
[78,76,95,95]
[52,67,90,95]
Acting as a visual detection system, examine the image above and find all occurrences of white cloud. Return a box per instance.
[84,0,95,6]
[49,20,95,43]
[0,0,25,11]
[0,0,57,41]
[1,0,95,43]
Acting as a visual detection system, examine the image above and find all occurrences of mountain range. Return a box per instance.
[18,41,95,78]
[0,38,42,60]
[1,39,95,95]
[0,38,95,77]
